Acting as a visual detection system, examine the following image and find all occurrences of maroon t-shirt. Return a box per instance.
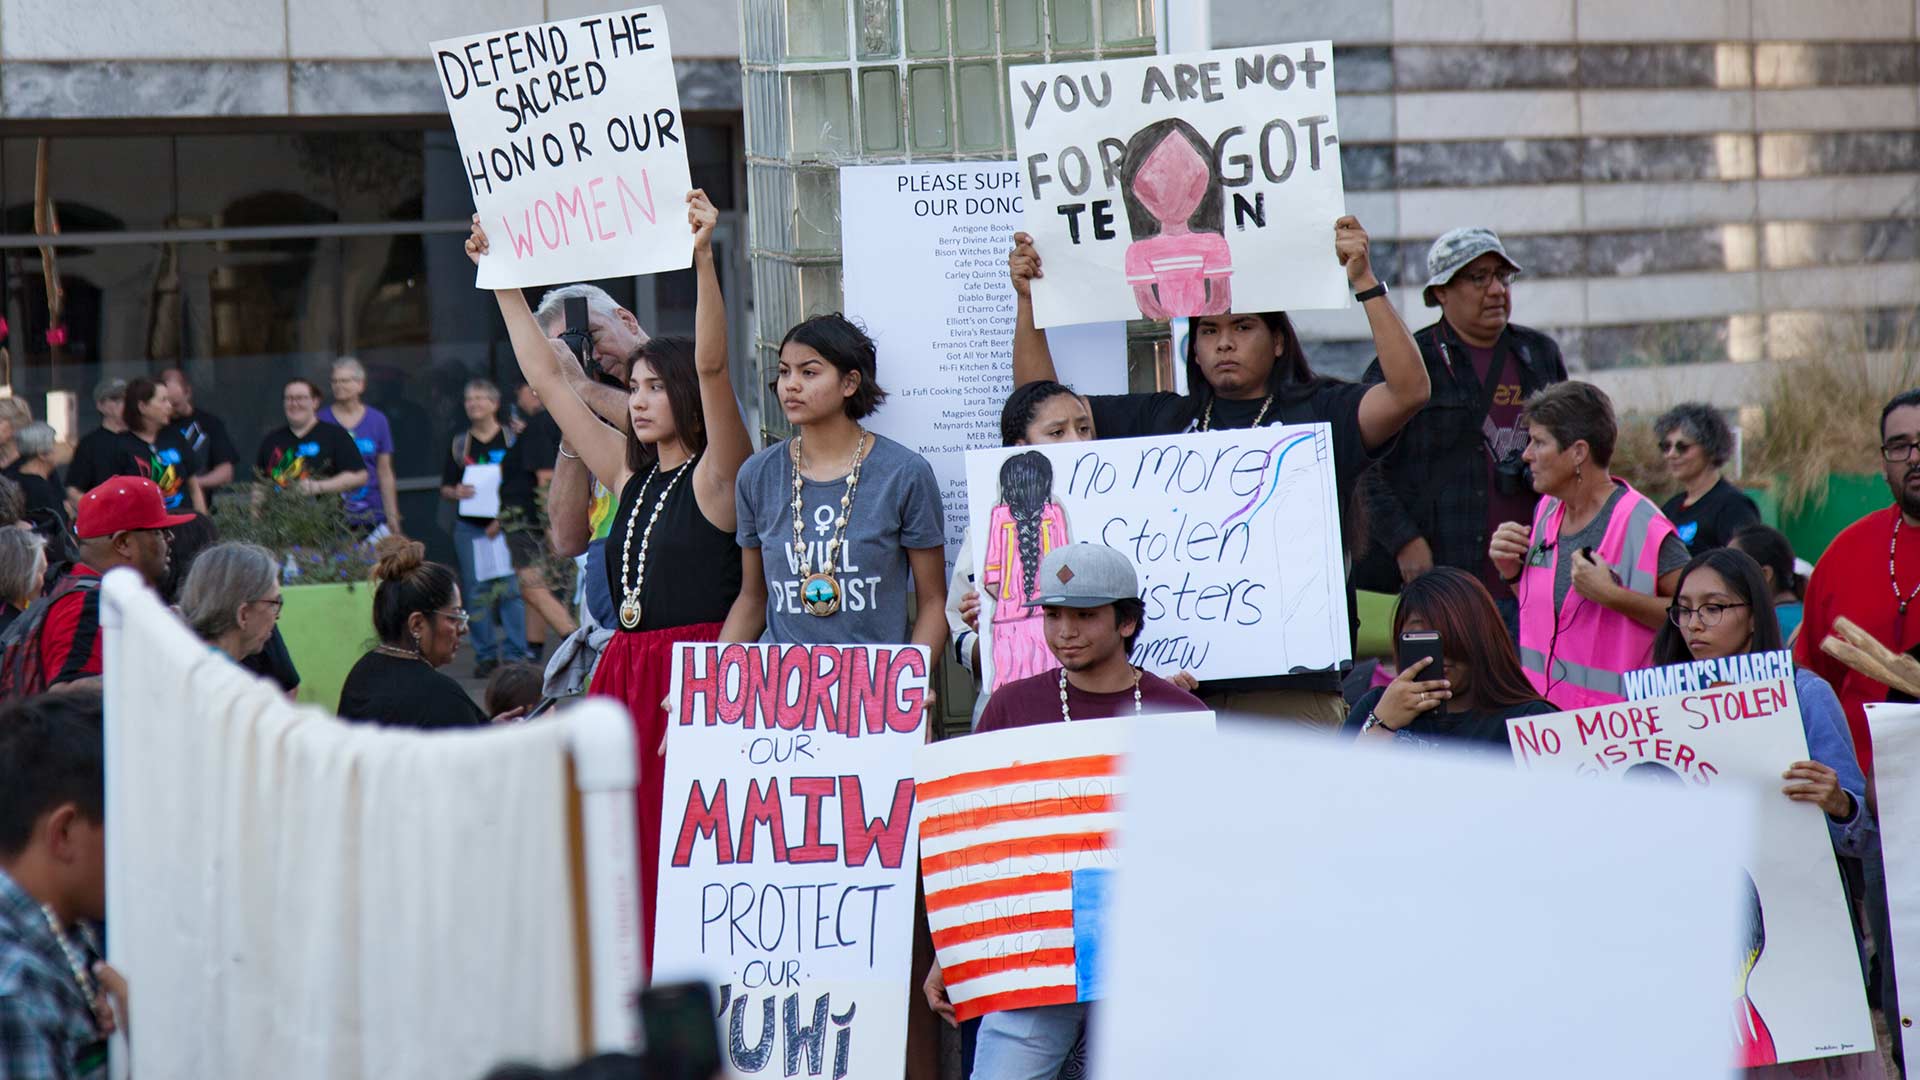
[976,668,1206,732]
[1470,343,1534,597]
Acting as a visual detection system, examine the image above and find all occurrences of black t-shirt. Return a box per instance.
[168,408,239,477]
[4,464,66,519]
[256,421,366,491]
[501,411,561,517]
[1661,477,1760,553]
[112,429,201,512]
[65,427,127,497]
[603,461,742,631]
[338,650,488,729]
[1088,382,1385,696]
[443,429,514,526]
[239,625,301,692]
[1350,686,1558,753]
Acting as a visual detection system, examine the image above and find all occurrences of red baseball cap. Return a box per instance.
[75,476,196,539]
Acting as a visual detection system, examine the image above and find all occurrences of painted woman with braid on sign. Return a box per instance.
[465,189,753,976]
[982,449,1069,691]
[1008,215,1430,730]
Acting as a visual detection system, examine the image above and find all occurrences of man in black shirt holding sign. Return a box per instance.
[1007,215,1430,730]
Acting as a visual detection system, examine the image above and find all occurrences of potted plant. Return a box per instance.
[213,483,378,711]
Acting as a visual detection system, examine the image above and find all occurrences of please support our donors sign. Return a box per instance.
[433,6,693,288]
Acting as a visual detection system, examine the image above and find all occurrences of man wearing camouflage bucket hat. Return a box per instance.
[1357,227,1567,634]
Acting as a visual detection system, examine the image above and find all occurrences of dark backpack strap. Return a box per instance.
[52,584,102,685]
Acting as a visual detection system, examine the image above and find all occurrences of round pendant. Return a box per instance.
[619,596,643,630]
[800,572,842,617]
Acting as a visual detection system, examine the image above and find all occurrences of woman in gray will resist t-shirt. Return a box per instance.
[722,314,950,654]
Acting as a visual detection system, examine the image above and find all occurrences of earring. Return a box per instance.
[1575,461,1583,483]
[412,630,423,654]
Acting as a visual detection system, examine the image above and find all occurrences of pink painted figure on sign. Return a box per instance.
[1121,118,1233,320]
[982,450,1070,690]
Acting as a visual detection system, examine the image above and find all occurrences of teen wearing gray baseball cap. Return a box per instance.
[926,540,1207,1074]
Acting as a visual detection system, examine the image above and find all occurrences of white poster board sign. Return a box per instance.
[1093,723,1755,1080]
[964,425,1347,687]
[841,161,1127,566]
[655,643,929,1080]
[1011,42,1350,329]
[1868,701,1920,1068]
[1509,679,1874,1065]
[433,6,693,288]
[913,712,1213,1021]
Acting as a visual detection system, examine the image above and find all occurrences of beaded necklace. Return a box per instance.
[1059,666,1142,722]
[618,457,695,630]
[790,432,868,618]
[1199,394,1273,432]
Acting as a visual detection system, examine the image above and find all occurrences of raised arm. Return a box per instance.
[1010,232,1060,386]
[1338,216,1430,451]
[686,189,753,532]
[468,216,629,493]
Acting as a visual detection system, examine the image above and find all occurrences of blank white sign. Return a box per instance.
[1092,723,1755,1080]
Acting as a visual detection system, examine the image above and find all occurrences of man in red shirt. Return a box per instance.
[35,476,192,687]
[1796,389,1920,782]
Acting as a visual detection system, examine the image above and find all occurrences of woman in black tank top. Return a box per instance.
[468,191,754,974]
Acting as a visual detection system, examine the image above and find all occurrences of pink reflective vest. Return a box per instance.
[1515,480,1677,708]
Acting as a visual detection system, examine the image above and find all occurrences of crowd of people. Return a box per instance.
[0,183,1914,1080]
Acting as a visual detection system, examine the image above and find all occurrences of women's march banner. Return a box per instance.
[1010,41,1349,329]
[914,714,1212,1021]
[964,425,1348,688]
[655,643,929,1079]
[433,6,692,288]
[1508,679,1874,1066]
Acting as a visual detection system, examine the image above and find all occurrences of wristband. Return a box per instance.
[1354,282,1389,303]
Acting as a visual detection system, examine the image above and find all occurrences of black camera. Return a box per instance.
[1494,447,1533,496]
[557,296,625,390]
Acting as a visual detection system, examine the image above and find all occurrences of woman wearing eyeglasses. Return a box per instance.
[1650,547,1873,857]
[1653,403,1759,554]
[338,536,487,729]
[177,542,283,664]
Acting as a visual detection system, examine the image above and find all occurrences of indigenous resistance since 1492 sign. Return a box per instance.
[433,6,693,288]
[1011,41,1350,329]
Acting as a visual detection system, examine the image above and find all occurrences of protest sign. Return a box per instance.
[1010,41,1349,329]
[839,162,1126,566]
[1868,702,1920,1068]
[914,713,1213,1021]
[1622,649,1795,700]
[433,6,692,288]
[1094,723,1755,1080]
[964,425,1348,687]
[655,643,928,1080]
[1509,679,1874,1065]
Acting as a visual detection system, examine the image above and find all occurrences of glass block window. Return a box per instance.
[740,0,1161,442]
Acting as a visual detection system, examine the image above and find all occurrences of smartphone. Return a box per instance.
[640,981,723,1080]
[1397,630,1445,678]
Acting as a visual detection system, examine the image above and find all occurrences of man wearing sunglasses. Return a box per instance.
[1357,227,1566,635]
[13,477,191,695]
[1797,389,1920,782]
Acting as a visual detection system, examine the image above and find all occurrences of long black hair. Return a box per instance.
[1120,117,1224,242]
[999,380,1081,447]
[997,450,1054,602]
[1651,548,1784,666]
[1730,524,1804,603]
[624,336,706,473]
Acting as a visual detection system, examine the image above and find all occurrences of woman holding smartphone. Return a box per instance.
[1352,567,1555,750]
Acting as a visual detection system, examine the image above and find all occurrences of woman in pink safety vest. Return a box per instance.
[1488,381,1690,708]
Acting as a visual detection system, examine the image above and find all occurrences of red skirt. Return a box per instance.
[586,620,724,978]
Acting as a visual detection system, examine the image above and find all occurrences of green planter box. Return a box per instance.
[1778,473,1889,566]
[277,581,375,712]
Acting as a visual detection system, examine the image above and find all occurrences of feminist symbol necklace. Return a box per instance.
[619,456,695,630]
[792,431,869,618]
[1893,514,1920,615]
[1199,394,1273,431]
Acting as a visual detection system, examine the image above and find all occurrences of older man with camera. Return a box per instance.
[1358,227,1567,634]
